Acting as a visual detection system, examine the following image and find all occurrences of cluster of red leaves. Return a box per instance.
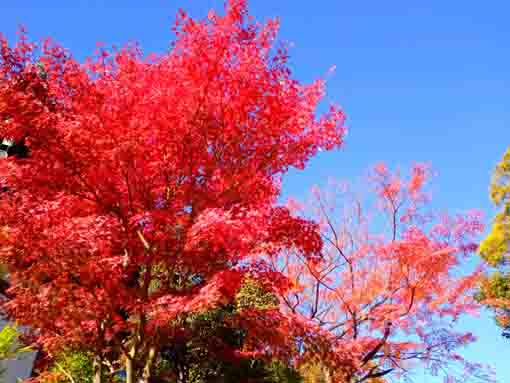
[0,0,345,369]
[0,2,493,382]
[276,164,493,382]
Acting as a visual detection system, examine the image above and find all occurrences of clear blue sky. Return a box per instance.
[1,1,509,381]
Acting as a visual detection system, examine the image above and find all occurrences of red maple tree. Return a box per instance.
[0,1,345,382]
[273,164,493,383]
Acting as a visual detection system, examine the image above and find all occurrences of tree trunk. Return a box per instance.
[92,356,103,383]
[141,346,156,383]
[126,356,134,383]
[125,340,139,383]
[176,363,188,383]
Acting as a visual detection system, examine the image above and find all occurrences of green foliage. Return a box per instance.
[49,351,94,383]
[45,351,122,383]
[209,358,303,383]
[235,278,279,311]
[0,324,32,359]
[477,272,510,301]
[0,324,32,378]
[266,360,303,383]
[149,278,302,383]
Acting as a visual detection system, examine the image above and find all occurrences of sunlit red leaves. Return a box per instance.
[0,0,345,370]
[275,164,487,382]
[152,270,244,326]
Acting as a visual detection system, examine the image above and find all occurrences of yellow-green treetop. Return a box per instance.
[480,148,510,266]
[478,148,510,335]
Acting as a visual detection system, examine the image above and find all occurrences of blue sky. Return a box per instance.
[1,1,509,381]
